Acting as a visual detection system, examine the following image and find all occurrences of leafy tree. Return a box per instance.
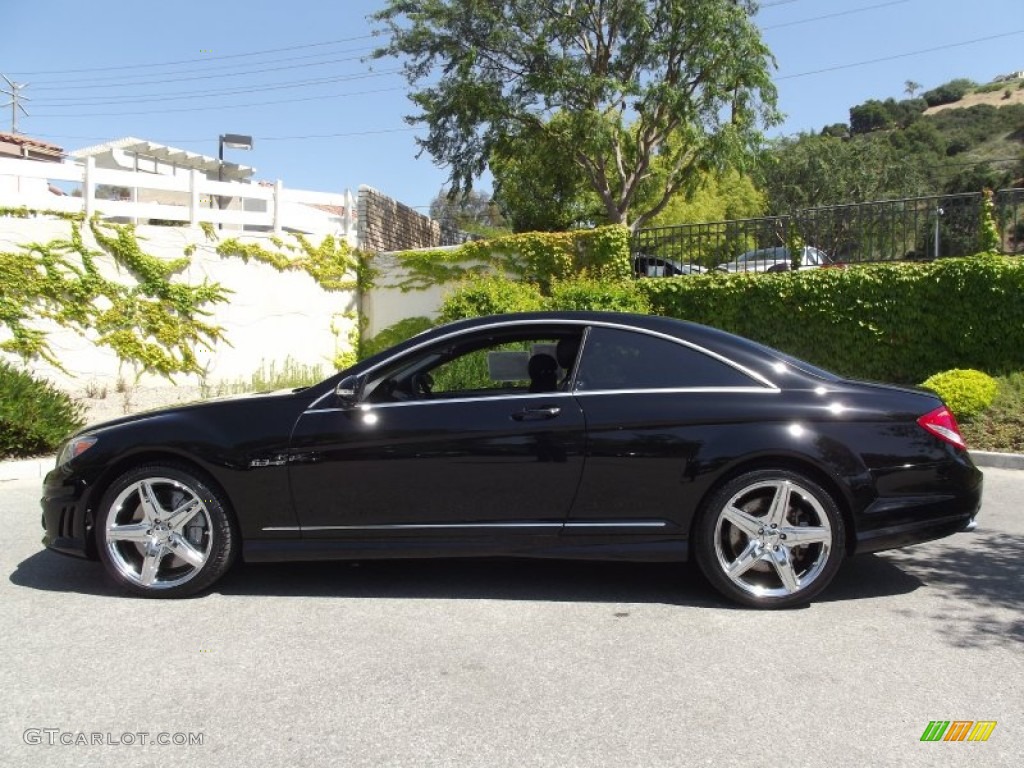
[849,100,893,134]
[821,123,850,139]
[922,78,977,107]
[429,187,509,237]
[373,0,779,231]
[762,133,927,213]
[944,162,1013,195]
[905,80,922,98]
[645,168,765,228]
[489,119,604,232]
[848,97,925,135]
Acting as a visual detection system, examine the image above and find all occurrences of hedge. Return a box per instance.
[433,254,1024,384]
[636,255,1024,383]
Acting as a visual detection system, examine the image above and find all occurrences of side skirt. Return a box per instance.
[243,536,689,564]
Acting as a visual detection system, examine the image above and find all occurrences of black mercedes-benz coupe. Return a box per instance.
[41,311,982,607]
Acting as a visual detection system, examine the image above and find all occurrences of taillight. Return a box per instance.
[917,406,967,450]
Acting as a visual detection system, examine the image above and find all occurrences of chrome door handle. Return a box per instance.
[511,406,561,421]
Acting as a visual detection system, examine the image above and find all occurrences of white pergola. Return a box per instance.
[71,136,255,181]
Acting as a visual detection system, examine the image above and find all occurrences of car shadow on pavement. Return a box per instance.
[872,529,1024,648]
[11,548,921,608]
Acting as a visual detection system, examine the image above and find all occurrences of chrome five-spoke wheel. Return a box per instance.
[97,465,237,597]
[695,470,845,608]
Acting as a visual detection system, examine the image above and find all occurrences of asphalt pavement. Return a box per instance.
[0,467,1021,767]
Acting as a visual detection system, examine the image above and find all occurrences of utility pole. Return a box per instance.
[1,74,30,133]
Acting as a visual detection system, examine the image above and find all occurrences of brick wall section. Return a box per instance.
[358,185,441,252]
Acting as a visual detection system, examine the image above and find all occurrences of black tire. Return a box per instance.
[694,469,845,609]
[95,463,238,598]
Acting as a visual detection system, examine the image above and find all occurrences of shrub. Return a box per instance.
[636,255,1024,384]
[360,316,436,359]
[0,362,85,458]
[922,78,976,107]
[548,278,651,313]
[959,372,1024,452]
[438,276,545,322]
[920,369,999,420]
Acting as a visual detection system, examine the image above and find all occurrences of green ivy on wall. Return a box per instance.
[211,229,374,369]
[2,211,376,379]
[979,189,1001,253]
[1,214,228,378]
[215,231,370,293]
[388,225,632,293]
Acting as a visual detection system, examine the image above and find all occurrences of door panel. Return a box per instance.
[288,393,586,536]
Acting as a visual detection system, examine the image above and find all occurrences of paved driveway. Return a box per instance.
[1,467,1021,767]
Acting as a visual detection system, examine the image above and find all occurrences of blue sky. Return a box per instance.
[3,1,1022,211]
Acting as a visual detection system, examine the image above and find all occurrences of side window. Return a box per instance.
[574,327,759,391]
[365,332,580,402]
[430,342,533,395]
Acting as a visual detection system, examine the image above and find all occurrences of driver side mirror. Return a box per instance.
[334,374,365,409]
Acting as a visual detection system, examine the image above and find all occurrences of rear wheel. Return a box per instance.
[694,470,845,609]
[96,464,237,598]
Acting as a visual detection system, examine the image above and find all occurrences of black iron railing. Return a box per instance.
[632,188,1024,273]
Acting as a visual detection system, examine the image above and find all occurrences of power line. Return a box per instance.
[778,30,1024,80]
[31,85,408,118]
[762,0,909,31]
[260,127,418,141]
[29,126,419,146]
[32,70,401,108]
[5,35,378,76]
[28,47,378,91]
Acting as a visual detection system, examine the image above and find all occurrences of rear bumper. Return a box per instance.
[854,512,976,554]
[854,452,983,554]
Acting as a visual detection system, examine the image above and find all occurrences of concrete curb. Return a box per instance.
[971,451,1024,471]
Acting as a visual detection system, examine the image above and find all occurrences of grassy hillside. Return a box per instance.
[763,78,1024,214]
[924,85,1024,115]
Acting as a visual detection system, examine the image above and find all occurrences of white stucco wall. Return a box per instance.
[363,247,491,338]
[0,217,356,391]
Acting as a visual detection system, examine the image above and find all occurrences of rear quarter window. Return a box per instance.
[575,327,761,391]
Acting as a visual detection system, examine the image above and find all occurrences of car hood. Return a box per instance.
[74,389,308,437]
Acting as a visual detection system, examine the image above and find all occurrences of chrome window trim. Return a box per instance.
[305,385,775,414]
[310,318,777,410]
[308,390,577,413]
[565,521,668,529]
[573,387,779,397]
[262,520,669,532]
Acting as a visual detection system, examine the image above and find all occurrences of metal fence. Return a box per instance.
[632,188,1024,273]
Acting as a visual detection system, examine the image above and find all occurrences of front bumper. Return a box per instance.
[40,466,95,559]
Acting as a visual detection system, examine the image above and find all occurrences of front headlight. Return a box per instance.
[57,436,98,466]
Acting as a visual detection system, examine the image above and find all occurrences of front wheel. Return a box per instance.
[694,470,845,609]
[96,464,238,598]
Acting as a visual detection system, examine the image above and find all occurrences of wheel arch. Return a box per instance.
[84,450,237,555]
[689,454,857,555]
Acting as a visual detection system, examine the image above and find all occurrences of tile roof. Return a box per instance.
[0,132,64,155]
